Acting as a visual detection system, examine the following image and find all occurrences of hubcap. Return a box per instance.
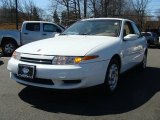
[108,64,119,91]
[4,43,14,54]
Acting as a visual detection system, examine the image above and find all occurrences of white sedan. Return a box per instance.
[7,18,147,94]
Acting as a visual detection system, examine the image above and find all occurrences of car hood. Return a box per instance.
[17,35,118,56]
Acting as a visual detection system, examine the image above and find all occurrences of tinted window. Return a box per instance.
[26,23,40,31]
[43,23,62,32]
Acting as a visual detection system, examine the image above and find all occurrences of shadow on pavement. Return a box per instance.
[18,67,160,116]
[0,60,4,66]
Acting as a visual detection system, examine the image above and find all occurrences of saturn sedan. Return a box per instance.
[7,18,147,94]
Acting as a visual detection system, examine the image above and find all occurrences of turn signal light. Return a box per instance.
[74,56,99,64]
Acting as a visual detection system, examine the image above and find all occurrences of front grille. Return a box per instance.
[20,57,52,64]
[15,75,54,85]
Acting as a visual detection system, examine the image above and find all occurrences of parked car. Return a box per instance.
[7,18,148,94]
[0,21,64,56]
[141,32,159,46]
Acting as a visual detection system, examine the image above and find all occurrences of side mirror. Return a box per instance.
[124,34,139,41]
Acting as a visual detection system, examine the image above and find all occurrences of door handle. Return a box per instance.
[42,33,47,36]
[24,33,28,35]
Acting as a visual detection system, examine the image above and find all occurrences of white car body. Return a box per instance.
[7,18,147,90]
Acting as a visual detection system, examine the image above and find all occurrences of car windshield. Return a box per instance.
[62,20,122,37]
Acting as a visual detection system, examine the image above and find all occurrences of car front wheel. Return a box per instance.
[104,59,120,94]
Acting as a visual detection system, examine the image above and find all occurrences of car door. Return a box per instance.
[131,22,145,64]
[21,23,42,45]
[121,21,140,71]
[41,23,62,39]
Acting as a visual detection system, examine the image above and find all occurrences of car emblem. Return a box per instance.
[37,49,41,52]
[22,67,29,74]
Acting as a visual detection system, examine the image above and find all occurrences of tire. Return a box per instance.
[104,59,120,94]
[138,52,147,71]
[2,41,17,56]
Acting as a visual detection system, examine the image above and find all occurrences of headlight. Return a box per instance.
[12,51,21,60]
[52,55,99,65]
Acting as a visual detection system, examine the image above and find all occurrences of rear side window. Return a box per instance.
[26,23,40,31]
[43,23,62,32]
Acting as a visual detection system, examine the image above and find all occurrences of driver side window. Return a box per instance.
[131,23,141,36]
[124,22,134,36]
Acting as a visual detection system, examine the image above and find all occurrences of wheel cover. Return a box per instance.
[108,64,119,91]
[4,43,14,54]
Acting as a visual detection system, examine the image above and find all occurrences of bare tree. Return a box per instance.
[87,0,127,17]
[0,0,44,22]
[0,0,16,23]
[83,0,87,18]
[49,0,82,24]
[77,0,81,19]
[131,0,150,30]
[48,0,151,26]
[54,0,71,21]
[88,0,99,17]
[70,0,81,19]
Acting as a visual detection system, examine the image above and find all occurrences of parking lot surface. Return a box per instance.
[0,48,160,120]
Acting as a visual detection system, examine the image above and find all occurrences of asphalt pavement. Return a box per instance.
[0,47,160,120]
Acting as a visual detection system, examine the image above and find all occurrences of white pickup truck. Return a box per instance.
[0,21,64,56]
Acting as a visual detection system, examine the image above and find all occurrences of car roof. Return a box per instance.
[81,18,133,22]
[23,21,56,24]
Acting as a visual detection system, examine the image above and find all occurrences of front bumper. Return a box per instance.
[7,58,109,89]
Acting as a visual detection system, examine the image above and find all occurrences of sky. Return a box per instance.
[31,0,50,9]
[147,0,160,15]
[29,0,160,16]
